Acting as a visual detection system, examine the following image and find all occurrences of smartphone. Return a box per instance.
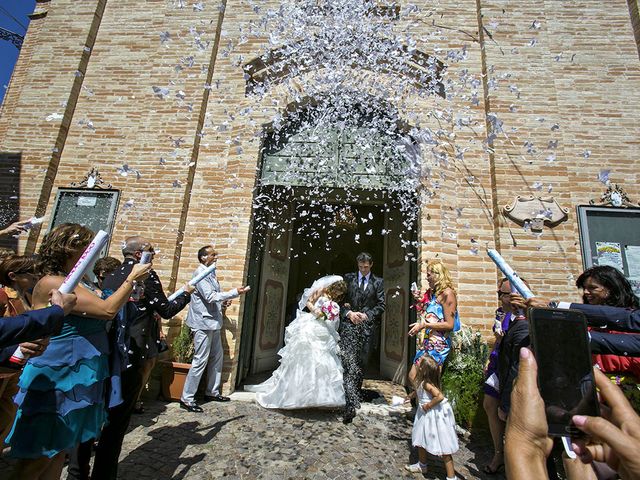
[140,251,153,264]
[528,307,599,437]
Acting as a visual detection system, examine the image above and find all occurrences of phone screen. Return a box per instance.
[529,308,599,436]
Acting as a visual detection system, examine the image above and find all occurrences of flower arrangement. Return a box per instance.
[320,300,340,321]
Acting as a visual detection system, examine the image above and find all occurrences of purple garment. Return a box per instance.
[483,309,512,398]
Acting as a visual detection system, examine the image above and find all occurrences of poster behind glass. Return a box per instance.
[577,206,640,298]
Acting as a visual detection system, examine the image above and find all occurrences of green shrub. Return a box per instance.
[442,326,489,429]
[171,323,194,364]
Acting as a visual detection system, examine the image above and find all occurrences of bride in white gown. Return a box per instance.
[245,275,347,409]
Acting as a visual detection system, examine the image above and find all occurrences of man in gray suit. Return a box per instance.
[180,245,248,412]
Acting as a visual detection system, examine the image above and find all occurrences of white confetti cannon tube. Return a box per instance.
[167,263,217,301]
[487,249,535,300]
[58,230,109,294]
[10,230,109,367]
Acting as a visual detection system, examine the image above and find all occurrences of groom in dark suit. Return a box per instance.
[339,252,385,423]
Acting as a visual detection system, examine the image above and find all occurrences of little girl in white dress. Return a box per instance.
[405,355,459,479]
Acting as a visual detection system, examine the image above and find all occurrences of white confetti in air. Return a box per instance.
[598,170,610,185]
[151,0,567,261]
[152,86,170,99]
[46,113,63,122]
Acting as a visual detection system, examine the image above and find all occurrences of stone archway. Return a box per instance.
[243,41,446,98]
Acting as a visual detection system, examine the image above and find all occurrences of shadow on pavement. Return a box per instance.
[117,415,245,479]
[127,400,169,429]
[462,426,505,480]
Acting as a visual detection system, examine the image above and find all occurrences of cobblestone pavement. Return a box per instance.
[1,381,504,480]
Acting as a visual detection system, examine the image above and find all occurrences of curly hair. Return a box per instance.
[37,223,95,276]
[325,280,347,303]
[426,259,456,296]
[576,265,639,309]
[0,255,37,286]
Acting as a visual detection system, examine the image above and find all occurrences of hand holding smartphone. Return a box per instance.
[528,307,599,437]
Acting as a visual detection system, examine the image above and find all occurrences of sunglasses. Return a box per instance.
[14,270,36,276]
[497,290,510,297]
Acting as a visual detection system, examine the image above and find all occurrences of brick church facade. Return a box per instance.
[1,0,639,393]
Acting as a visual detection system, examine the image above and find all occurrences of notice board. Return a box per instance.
[48,188,120,259]
[577,205,640,297]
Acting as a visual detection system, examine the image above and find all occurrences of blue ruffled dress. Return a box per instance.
[6,314,109,458]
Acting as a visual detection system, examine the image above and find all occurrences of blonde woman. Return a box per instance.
[408,259,459,381]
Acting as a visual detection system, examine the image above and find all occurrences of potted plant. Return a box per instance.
[441,326,489,432]
[160,323,194,401]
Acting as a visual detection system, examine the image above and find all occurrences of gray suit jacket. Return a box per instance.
[185,264,239,331]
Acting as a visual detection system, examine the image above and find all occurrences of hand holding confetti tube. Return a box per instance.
[487,249,535,300]
[167,262,217,301]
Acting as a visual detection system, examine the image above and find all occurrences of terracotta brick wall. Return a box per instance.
[1,0,639,392]
[481,0,640,308]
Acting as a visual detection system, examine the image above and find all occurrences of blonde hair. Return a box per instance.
[426,259,455,296]
[414,354,441,391]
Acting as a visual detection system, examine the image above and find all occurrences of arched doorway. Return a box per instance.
[237,100,419,387]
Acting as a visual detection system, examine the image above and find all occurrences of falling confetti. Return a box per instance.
[598,170,610,185]
[152,86,170,99]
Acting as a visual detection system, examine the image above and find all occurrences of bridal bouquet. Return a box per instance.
[321,301,340,321]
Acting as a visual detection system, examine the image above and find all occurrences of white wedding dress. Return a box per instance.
[245,276,346,409]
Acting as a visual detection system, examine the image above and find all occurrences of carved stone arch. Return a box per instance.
[243,39,447,98]
[257,94,422,191]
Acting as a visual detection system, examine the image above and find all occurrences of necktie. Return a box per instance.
[360,276,366,291]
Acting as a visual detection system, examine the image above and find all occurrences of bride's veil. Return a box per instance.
[298,275,343,311]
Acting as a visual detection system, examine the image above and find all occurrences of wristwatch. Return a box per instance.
[547,301,559,309]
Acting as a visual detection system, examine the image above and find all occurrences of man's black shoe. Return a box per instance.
[132,401,144,414]
[361,389,382,403]
[343,409,356,424]
[204,394,230,402]
[179,401,204,413]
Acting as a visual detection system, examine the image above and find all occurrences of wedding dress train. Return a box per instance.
[245,278,346,409]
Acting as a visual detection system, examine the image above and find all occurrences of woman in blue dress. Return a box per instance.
[6,223,151,479]
[408,259,459,383]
